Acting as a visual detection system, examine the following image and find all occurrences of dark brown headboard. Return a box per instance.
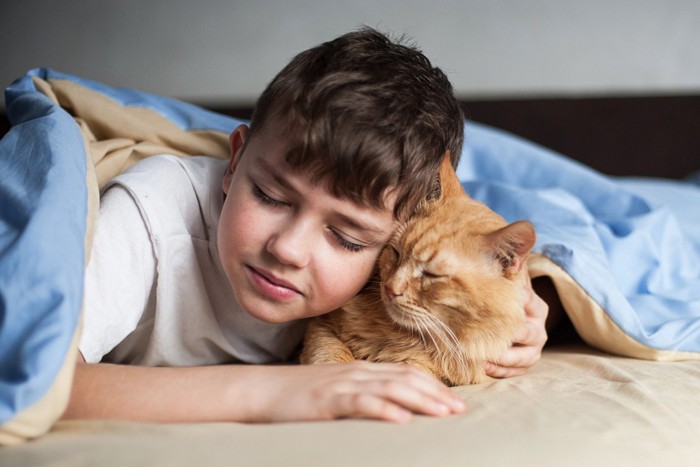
[3,95,698,179]
[460,95,700,180]
[1,113,9,138]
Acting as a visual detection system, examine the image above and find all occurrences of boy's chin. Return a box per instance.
[239,297,300,324]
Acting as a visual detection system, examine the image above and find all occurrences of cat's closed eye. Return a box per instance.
[420,269,443,279]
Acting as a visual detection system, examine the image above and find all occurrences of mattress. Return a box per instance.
[2,344,698,467]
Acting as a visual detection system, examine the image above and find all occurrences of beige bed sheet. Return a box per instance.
[3,344,699,467]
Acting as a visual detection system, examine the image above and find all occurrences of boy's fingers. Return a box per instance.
[344,378,463,418]
[341,362,465,412]
[326,363,466,418]
[514,319,548,348]
[526,293,549,320]
[336,393,413,423]
[506,343,541,367]
[484,362,529,378]
[486,347,539,376]
[524,277,549,320]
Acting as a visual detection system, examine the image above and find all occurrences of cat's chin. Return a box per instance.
[384,301,421,332]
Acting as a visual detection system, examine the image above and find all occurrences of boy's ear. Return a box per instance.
[437,151,465,201]
[222,124,249,195]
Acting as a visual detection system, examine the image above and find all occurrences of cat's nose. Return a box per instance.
[384,285,401,299]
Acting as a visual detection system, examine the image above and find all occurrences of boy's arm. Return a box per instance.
[64,353,466,423]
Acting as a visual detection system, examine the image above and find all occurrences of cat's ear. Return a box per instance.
[487,221,536,277]
[437,151,465,201]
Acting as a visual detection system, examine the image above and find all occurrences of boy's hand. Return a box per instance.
[254,361,466,423]
[484,276,549,378]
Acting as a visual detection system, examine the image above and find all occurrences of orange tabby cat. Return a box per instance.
[300,153,536,385]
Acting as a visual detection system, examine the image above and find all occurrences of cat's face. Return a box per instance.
[377,153,535,343]
[378,204,526,337]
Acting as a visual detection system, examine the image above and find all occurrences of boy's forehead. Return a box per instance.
[247,117,401,221]
[252,153,398,217]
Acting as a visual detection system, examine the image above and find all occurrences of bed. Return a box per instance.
[1,69,699,466]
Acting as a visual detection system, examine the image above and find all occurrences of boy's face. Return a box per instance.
[218,123,396,324]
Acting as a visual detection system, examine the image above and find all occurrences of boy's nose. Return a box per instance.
[265,221,312,268]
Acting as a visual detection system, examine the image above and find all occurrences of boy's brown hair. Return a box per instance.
[249,27,464,219]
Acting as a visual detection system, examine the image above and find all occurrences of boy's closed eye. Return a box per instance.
[251,183,368,253]
[252,183,288,208]
[328,228,367,253]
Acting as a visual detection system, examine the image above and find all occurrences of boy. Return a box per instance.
[64,28,548,424]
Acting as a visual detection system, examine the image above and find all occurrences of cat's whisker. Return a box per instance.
[417,314,441,353]
[400,308,432,350]
[403,306,454,361]
[367,300,386,309]
[408,314,428,347]
[415,315,455,372]
[411,309,470,377]
[431,316,470,372]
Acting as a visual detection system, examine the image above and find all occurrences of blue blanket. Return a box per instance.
[1,68,699,441]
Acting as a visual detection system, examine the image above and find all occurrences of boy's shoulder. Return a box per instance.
[105,154,228,240]
[107,154,226,192]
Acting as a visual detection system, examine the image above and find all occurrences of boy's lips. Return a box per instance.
[246,265,302,300]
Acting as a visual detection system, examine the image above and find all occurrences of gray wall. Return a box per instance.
[2,0,700,109]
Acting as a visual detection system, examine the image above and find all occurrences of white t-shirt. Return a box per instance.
[79,155,307,366]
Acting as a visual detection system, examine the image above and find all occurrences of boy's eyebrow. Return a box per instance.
[334,212,388,236]
[258,159,296,192]
[256,159,389,236]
